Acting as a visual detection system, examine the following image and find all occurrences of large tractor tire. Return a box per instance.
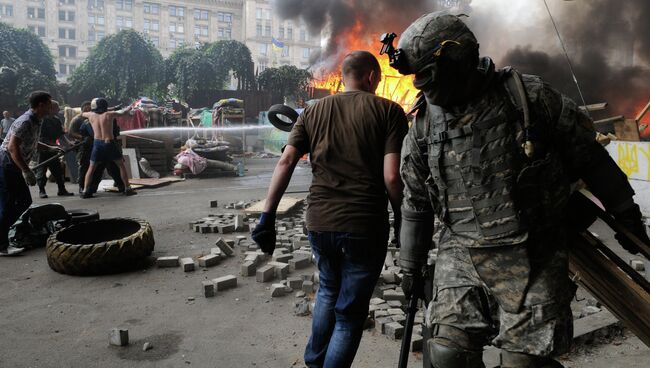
[46,218,155,276]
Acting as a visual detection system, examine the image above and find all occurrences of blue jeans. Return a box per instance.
[304,230,388,368]
[0,162,32,247]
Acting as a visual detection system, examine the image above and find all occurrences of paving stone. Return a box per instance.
[385,322,404,340]
[374,310,390,319]
[388,308,405,316]
[411,334,423,352]
[313,271,320,284]
[218,224,236,234]
[273,254,293,263]
[202,281,215,297]
[383,289,406,303]
[302,274,314,282]
[214,238,235,256]
[631,259,645,271]
[289,255,311,270]
[270,283,287,297]
[295,291,306,298]
[142,342,152,351]
[241,261,256,277]
[199,225,212,234]
[287,277,303,290]
[210,200,219,208]
[387,300,402,308]
[268,261,290,279]
[180,257,195,272]
[213,275,237,291]
[194,224,202,233]
[236,235,247,243]
[210,247,223,257]
[225,239,236,247]
[370,297,385,305]
[156,256,179,268]
[392,315,406,325]
[256,265,275,282]
[375,317,393,334]
[109,328,129,346]
[198,254,220,268]
[381,270,398,284]
[385,252,395,268]
[189,221,201,230]
[302,280,314,293]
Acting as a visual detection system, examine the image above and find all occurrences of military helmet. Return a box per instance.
[91,97,108,113]
[395,11,478,75]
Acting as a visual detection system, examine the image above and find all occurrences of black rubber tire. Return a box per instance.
[46,218,155,276]
[268,104,299,132]
[67,209,100,225]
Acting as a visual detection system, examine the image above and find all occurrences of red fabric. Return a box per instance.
[116,109,146,131]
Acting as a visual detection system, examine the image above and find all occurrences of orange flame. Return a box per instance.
[312,20,419,112]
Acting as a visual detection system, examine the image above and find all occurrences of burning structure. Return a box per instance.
[275,0,650,120]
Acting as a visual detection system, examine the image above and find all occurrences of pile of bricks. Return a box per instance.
[189,213,250,234]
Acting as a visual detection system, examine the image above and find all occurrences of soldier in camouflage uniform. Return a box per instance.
[390,12,650,368]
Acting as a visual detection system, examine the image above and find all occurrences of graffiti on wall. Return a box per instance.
[607,142,650,181]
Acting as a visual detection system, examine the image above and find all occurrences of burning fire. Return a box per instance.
[311,21,420,112]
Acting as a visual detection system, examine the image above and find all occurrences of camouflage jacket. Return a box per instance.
[401,58,600,247]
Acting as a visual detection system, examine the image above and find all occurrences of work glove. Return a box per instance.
[252,212,276,255]
[22,170,37,186]
[400,271,424,301]
[613,203,649,255]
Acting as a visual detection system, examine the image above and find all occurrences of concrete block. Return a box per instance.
[211,247,223,257]
[302,280,314,293]
[218,224,236,234]
[375,317,393,334]
[385,252,395,268]
[287,276,303,290]
[385,322,404,340]
[210,200,219,208]
[202,280,215,297]
[387,300,402,308]
[156,256,179,268]
[256,265,275,282]
[180,257,195,272]
[215,238,235,256]
[199,224,212,234]
[370,297,385,305]
[271,283,286,297]
[198,254,220,268]
[194,224,202,233]
[268,261,290,279]
[411,334,423,352]
[392,315,406,325]
[289,255,310,270]
[630,259,645,271]
[388,308,405,316]
[235,215,247,231]
[213,275,237,291]
[225,239,235,247]
[383,289,406,303]
[109,328,129,346]
[374,310,390,319]
[241,261,256,277]
[381,270,398,284]
[273,254,293,263]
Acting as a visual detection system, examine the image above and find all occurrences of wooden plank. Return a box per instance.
[613,119,641,141]
[244,197,304,215]
[129,177,184,188]
[569,231,650,347]
[635,100,650,122]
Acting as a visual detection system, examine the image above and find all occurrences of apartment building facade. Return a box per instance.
[0,0,321,81]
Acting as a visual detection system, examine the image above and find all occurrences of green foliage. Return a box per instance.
[164,46,228,102]
[0,22,56,109]
[202,40,255,90]
[257,65,313,100]
[69,29,163,101]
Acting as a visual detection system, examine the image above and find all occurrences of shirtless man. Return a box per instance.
[81,98,135,198]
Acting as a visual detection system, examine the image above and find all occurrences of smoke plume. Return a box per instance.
[274,0,650,118]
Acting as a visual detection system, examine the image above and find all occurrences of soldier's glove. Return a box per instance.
[399,207,434,298]
[252,212,276,255]
[22,170,37,186]
[392,211,401,248]
[613,203,649,255]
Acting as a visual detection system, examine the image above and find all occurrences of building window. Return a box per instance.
[169,5,185,17]
[149,36,159,47]
[61,0,75,4]
[88,14,105,25]
[302,47,310,59]
[69,65,76,74]
[58,46,77,58]
[259,44,268,56]
[258,61,267,72]
[263,9,271,20]
[169,22,184,34]
[143,2,159,15]
[87,0,104,10]
[116,0,132,11]
[278,26,284,40]
[57,10,75,22]
[300,29,308,42]
[194,9,208,20]
[287,26,293,40]
[59,64,67,75]
[217,12,232,23]
[88,29,105,43]
[194,25,208,37]
[256,23,262,37]
[264,24,271,37]
[27,7,45,19]
[58,28,75,40]
[0,4,13,17]
[255,8,262,19]
[282,45,290,58]
[144,19,159,32]
[29,25,46,37]
[116,16,133,30]
[224,28,231,39]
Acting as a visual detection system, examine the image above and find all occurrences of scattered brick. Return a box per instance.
[198,254,220,268]
[213,275,237,291]
[109,328,129,346]
[256,264,275,282]
[202,280,215,297]
[156,256,179,268]
[180,257,195,272]
[241,261,256,276]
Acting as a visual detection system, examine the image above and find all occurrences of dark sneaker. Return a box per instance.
[57,191,74,197]
[39,191,48,199]
[124,187,137,196]
[82,191,94,199]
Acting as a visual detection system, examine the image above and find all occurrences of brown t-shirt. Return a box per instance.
[287,91,408,234]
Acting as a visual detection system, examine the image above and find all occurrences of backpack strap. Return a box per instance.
[502,67,535,158]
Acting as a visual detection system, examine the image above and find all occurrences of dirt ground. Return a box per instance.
[0,158,648,368]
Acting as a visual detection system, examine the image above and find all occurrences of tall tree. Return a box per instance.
[69,29,163,101]
[257,65,313,101]
[0,22,56,110]
[164,46,228,102]
[202,40,255,90]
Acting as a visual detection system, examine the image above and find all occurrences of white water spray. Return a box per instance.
[121,125,275,136]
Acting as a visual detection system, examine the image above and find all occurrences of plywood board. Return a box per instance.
[129,177,184,188]
[245,197,304,215]
[122,148,140,179]
[613,119,640,141]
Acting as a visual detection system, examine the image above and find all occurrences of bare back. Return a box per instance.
[82,112,117,141]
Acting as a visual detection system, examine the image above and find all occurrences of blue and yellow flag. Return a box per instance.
[271,37,284,52]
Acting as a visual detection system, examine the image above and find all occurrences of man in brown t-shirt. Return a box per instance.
[252,51,408,367]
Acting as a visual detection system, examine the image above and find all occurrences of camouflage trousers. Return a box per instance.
[426,236,575,357]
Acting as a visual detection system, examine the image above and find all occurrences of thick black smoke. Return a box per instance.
[501,0,650,117]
